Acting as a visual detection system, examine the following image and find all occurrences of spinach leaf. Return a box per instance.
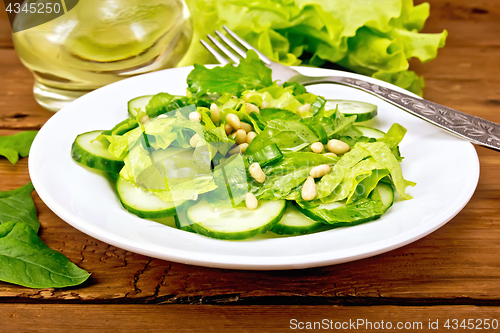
[0,131,38,164]
[246,119,318,154]
[0,221,90,288]
[297,199,385,226]
[0,183,39,233]
[250,152,338,200]
[187,50,272,97]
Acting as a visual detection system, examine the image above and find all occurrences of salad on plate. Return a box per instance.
[71,51,415,240]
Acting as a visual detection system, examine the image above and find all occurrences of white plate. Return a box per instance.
[29,66,479,270]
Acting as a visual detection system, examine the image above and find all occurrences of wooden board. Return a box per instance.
[3,304,500,332]
[1,0,500,324]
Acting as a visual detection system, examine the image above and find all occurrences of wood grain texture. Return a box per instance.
[1,146,500,305]
[3,304,500,332]
[0,7,11,48]
[0,0,499,309]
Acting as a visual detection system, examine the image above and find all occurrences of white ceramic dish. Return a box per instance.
[29,66,480,270]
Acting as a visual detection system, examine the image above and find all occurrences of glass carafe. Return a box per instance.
[12,0,192,112]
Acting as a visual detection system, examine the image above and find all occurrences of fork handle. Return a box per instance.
[299,75,500,151]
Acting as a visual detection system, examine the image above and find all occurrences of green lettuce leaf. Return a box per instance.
[0,131,38,164]
[0,221,90,288]
[181,0,446,96]
[0,183,39,233]
[316,140,415,202]
[357,142,415,199]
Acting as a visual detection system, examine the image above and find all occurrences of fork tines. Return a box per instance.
[201,26,271,65]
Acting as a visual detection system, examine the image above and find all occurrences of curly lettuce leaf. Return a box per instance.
[181,0,446,96]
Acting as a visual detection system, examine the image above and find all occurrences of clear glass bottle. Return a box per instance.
[12,0,192,112]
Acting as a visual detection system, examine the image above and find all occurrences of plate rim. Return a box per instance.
[29,66,480,270]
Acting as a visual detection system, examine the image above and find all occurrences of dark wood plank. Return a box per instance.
[3,304,500,332]
[0,50,52,130]
[0,147,500,304]
[0,7,12,48]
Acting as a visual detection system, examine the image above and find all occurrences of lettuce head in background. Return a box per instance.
[179,0,447,96]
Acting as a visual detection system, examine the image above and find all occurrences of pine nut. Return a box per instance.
[240,122,253,133]
[260,101,269,109]
[310,164,332,178]
[189,111,201,122]
[245,103,260,114]
[239,143,249,154]
[324,152,337,157]
[249,162,266,183]
[326,139,351,155]
[244,92,255,102]
[310,142,323,153]
[226,113,241,130]
[297,103,311,115]
[210,103,220,123]
[234,129,247,144]
[140,115,150,124]
[157,114,168,119]
[245,192,258,210]
[246,131,257,144]
[301,176,317,201]
[224,123,233,135]
[228,145,241,155]
[190,134,200,148]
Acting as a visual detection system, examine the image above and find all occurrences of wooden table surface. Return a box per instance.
[2,1,500,331]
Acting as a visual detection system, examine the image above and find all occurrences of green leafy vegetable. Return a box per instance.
[0,131,38,164]
[246,119,318,154]
[181,0,447,95]
[251,152,338,200]
[187,50,273,97]
[0,183,39,233]
[0,221,90,288]
[296,199,385,225]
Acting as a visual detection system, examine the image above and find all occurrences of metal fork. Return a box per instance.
[201,26,500,152]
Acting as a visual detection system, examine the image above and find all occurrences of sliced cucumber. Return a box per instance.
[354,125,385,139]
[116,177,180,218]
[271,202,324,235]
[297,182,394,226]
[371,182,394,213]
[71,130,124,173]
[174,213,196,233]
[128,95,153,117]
[186,198,286,240]
[325,100,377,122]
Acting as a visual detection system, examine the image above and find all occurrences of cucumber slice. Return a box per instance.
[297,182,394,226]
[116,177,179,218]
[371,182,394,213]
[71,130,124,174]
[354,125,385,139]
[186,198,286,240]
[128,95,153,117]
[325,100,377,122]
[271,202,324,235]
[174,213,195,233]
